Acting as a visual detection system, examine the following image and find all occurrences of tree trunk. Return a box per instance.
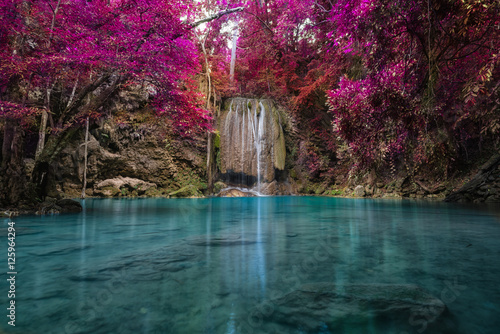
[31,128,79,200]
[230,26,238,83]
[81,117,89,198]
[201,39,212,109]
[35,109,48,160]
[206,130,218,195]
[0,119,29,207]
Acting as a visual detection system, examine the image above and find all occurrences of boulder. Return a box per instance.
[0,211,18,218]
[186,234,257,246]
[446,154,500,203]
[94,186,121,197]
[354,185,365,197]
[95,176,156,196]
[213,181,227,194]
[217,188,256,197]
[260,181,279,195]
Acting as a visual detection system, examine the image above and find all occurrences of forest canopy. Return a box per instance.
[0,0,499,204]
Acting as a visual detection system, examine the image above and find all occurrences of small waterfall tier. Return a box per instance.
[219,98,287,193]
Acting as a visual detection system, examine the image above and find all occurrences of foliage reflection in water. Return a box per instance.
[1,197,499,334]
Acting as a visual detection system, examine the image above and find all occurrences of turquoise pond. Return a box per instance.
[1,197,500,334]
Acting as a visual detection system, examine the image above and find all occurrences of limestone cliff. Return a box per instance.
[44,120,208,199]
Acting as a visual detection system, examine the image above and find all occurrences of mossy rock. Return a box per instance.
[315,183,328,195]
[95,186,120,197]
[325,188,344,196]
[214,131,221,149]
[272,108,286,170]
[0,211,18,218]
[145,188,162,197]
[169,184,202,198]
[214,181,227,194]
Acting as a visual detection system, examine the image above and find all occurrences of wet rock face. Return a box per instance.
[263,283,458,334]
[354,185,365,197]
[36,199,83,215]
[54,121,206,198]
[219,98,286,189]
[446,154,500,203]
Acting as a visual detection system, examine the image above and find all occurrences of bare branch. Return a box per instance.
[191,7,245,28]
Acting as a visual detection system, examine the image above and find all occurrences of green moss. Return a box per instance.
[326,189,344,196]
[145,188,161,197]
[315,183,327,195]
[169,185,202,198]
[170,166,207,196]
[101,186,120,197]
[214,181,226,194]
[272,109,286,170]
[214,130,221,149]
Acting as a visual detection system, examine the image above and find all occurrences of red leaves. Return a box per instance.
[0,0,211,136]
[324,0,499,170]
[0,101,40,129]
[1,0,497,152]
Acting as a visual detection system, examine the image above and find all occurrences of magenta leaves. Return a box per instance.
[1,0,210,135]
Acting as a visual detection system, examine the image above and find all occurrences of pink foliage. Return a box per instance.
[1,0,498,164]
[0,0,210,134]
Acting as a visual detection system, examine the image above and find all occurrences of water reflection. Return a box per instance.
[1,197,499,333]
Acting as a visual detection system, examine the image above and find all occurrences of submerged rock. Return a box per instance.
[186,234,257,246]
[0,227,42,236]
[56,199,83,213]
[36,199,82,215]
[264,283,457,333]
[30,244,91,256]
[68,244,201,283]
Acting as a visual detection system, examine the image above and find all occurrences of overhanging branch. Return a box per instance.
[191,7,244,28]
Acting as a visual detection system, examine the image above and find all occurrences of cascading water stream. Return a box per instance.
[255,104,261,192]
[219,98,287,195]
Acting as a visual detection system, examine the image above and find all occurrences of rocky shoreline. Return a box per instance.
[2,114,499,216]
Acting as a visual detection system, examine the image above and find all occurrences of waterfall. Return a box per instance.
[219,98,287,194]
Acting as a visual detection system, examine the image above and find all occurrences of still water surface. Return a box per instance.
[1,197,499,333]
